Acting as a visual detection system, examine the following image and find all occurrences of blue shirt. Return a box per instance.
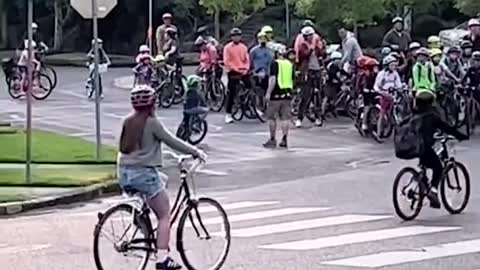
[249,44,273,74]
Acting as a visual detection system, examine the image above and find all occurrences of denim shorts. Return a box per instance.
[118,166,166,199]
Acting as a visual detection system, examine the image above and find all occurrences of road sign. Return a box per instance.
[70,0,117,19]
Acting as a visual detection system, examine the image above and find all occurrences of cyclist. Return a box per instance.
[412,47,436,93]
[295,25,324,127]
[86,39,111,98]
[118,85,206,270]
[338,26,363,73]
[322,51,348,126]
[136,44,152,63]
[263,45,294,148]
[156,13,177,55]
[250,31,274,92]
[17,40,41,94]
[21,22,48,52]
[195,36,219,75]
[462,51,480,101]
[411,89,467,208]
[163,27,179,65]
[261,25,274,43]
[181,75,209,134]
[223,28,250,124]
[195,25,219,47]
[462,18,480,52]
[355,56,380,133]
[460,40,473,69]
[382,16,412,53]
[133,52,156,86]
[294,22,325,64]
[430,48,447,90]
[373,55,402,142]
[427,35,442,50]
[405,42,421,83]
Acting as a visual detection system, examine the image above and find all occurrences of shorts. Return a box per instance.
[266,99,291,121]
[118,166,166,199]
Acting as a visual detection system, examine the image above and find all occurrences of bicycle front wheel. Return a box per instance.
[393,167,425,221]
[42,65,57,89]
[176,197,231,270]
[32,74,53,100]
[440,161,470,215]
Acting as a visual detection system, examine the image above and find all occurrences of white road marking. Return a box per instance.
[200,201,279,213]
[190,207,330,226]
[229,214,392,237]
[0,244,51,254]
[197,168,228,176]
[322,239,480,268]
[259,226,461,250]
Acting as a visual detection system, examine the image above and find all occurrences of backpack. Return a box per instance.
[393,114,425,160]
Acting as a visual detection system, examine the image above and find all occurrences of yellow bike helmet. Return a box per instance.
[154,54,165,63]
[427,35,442,49]
[429,48,443,58]
[261,25,273,34]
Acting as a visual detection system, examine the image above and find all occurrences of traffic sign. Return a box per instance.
[70,0,117,19]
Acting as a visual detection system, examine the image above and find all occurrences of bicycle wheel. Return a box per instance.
[159,82,175,108]
[93,204,152,270]
[466,99,477,136]
[42,65,57,89]
[253,94,267,123]
[290,88,301,116]
[176,197,231,270]
[7,73,23,99]
[188,119,208,145]
[392,167,425,221]
[32,74,53,100]
[232,97,244,121]
[173,75,187,105]
[440,161,470,215]
[209,79,226,112]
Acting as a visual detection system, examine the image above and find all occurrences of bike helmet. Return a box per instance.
[274,44,287,55]
[302,20,315,27]
[330,51,343,60]
[429,48,443,58]
[196,25,208,35]
[389,52,401,59]
[261,25,273,33]
[162,13,173,19]
[460,40,473,49]
[383,55,398,66]
[32,22,38,29]
[230,28,242,36]
[392,16,403,24]
[154,54,165,62]
[257,31,267,38]
[356,56,379,69]
[427,36,441,48]
[139,44,150,53]
[468,18,480,28]
[194,36,206,46]
[138,53,153,61]
[381,47,392,55]
[130,85,155,108]
[447,46,461,54]
[301,26,315,36]
[186,75,202,90]
[472,51,480,61]
[91,38,103,45]
[409,42,421,51]
[416,47,430,57]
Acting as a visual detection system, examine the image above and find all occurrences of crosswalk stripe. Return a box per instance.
[230,214,392,237]
[200,201,280,213]
[191,207,329,226]
[259,226,461,250]
[322,239,480,268]
[0,244,51,254]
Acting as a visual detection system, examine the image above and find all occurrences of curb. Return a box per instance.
[0,161,117,165]
[0,122,11,127]
[0,180,121,216]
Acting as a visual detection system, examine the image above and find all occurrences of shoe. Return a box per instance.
[155,257,182,270]
[294,119,302,128]
[263,139,277,148]
[315,118,323,127]
[372,131,383,143]
[279,137,288,148]
[428,188,441,209]
[225,114,234,124]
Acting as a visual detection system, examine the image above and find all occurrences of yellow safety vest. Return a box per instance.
[276,59,293,90]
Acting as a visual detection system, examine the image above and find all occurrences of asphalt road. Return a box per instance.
[0,67,479,270]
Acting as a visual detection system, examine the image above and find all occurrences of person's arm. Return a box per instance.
[395,71,402,89]
[223,44,232,71]
[151,118,200,155]
[249,47,256,71]
[433,114,468,140]
[430,63,436,90]
[265,62,277,100]
[373,70,383,92]
[101,49,111,65]
[381,31,394,47]
[341,39,353,65]
[156,26,164,53]
[244,45,251,72]
[440,60,459,82]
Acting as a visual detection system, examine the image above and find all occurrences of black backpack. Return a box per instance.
[394,113,425,160]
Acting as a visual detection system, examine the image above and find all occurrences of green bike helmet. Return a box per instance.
[186,75,202,91]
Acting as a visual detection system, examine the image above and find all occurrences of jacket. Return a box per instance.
[382,29,412,52]
[415,110,466,147]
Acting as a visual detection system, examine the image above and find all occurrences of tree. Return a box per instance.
[455,0,480,16]
[294,0,385,35]
[44,0,74,51]
[199,0,265,39]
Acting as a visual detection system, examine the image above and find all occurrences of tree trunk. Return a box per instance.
[214,8,220,40]
[0,0,6,48]
[53,0,64,51]
[353,20,358,37]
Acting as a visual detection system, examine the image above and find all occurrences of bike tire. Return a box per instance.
[93,204,152,270]
[440,161,470,215]
[188,119,208,145]
[232,97,244,121]
[209,80,226,112]
[159,82,175,109]
[173,75,187,105]
[32,74,53,100]
[176,197,231,270]
[466,99,477,136]
[42,65,57,89]
[7,74,23,99]
[176,123,188,141]
[254,94,267,123]
[392,167,424,221]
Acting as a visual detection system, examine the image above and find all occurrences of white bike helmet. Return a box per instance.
[24,40,37,49]
[301,26,315,36]
[409,42,421,51]
[139,45,150,53]
[130,85,155,108]
[330,51,343,60]
[383,55,398,66]
[468,18,480,27]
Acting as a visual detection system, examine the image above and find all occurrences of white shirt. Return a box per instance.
[374,69,402,92]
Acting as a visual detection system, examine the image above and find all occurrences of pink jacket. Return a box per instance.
[199,44,218,72]
[294,33,325,62]
[223,41,250,75]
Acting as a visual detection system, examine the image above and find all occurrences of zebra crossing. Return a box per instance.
[200,198,480,269]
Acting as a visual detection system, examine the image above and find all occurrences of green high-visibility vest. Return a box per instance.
[276,59,293,91]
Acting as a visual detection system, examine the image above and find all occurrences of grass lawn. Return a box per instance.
[0,190,34,203]
[0,165,117,187]
[0,127,117,163]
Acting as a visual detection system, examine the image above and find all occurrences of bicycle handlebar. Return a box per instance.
[176,154,205,174]
[433,133,456,142]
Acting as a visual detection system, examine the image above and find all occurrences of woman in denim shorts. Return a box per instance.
[118,85,206,270]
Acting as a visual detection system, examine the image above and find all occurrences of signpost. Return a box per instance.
[148,0,153,50]
[70,0,117,161]
[26,0,33,183]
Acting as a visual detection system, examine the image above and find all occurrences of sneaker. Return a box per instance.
[155,257,182,270]
[428,188,441,209]
[263,139,277,148]
[315,118,323,127]
[279,137,288,148]
[372,131,383,143]
[225,114,234,124]
[294,119,302,128]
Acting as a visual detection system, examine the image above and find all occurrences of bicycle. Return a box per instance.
[392,133,471,221]
[156,65,186,109]
[457,85,480,136]
[37,49,58,89]
[200,71,226,112]
[176,110,209,145]
[2,60,53,100]
[93,155,231,270]
[231,76,266,123]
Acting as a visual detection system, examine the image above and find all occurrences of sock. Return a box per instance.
[157,249,169,262]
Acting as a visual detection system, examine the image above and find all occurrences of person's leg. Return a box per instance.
[263,100,278,148]
[419,147,443,208]
[225,72,238,122]
[279,100,291,147]
[147,190,171,251]
[297,76,312,126]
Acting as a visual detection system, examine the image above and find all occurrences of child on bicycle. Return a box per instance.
[86,39,110,98]
[322,51,348,125]
[412,47,436,94]
[17,40,41,94]
[355,55,380,134]
[412,90,468,208]
[133,52,156,86]
[462,51,480,102]
[180,75,208,134]
[373,55,403,143]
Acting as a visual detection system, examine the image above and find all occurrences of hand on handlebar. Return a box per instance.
[194,149,208,163]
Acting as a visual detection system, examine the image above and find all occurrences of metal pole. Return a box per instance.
[92,0,101,161]
[285,0,290,38]
[26,0,33,184]
[148,0,153,50]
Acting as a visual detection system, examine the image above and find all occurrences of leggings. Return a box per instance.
[419,146,443,188]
